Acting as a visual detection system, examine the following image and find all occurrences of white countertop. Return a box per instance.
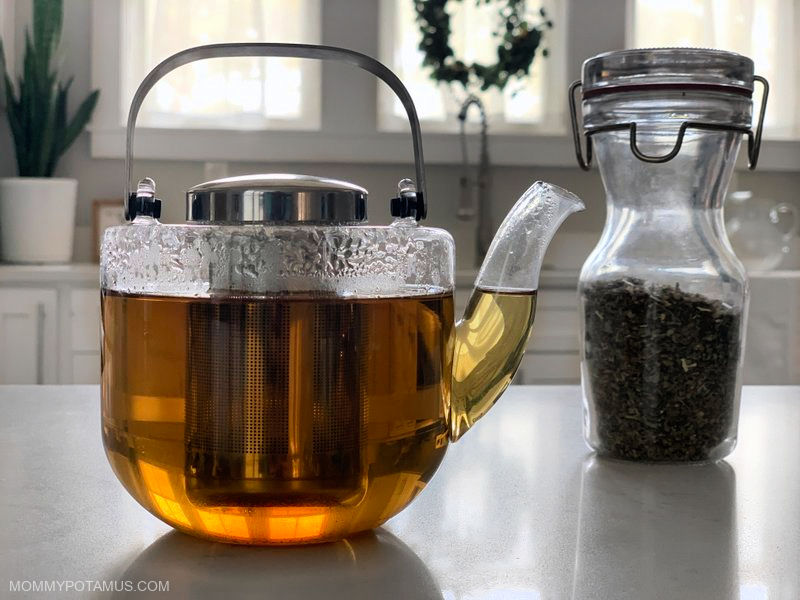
[0,385,798,599]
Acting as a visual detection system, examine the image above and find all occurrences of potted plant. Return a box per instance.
[0,0,99,263]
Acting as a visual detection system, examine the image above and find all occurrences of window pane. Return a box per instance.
[631,0,797,137]
[379,0,563,132]
[121,0,321,130]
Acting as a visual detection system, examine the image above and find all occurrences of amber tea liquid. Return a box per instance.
[101,290,452,544]
[450,288,537,439]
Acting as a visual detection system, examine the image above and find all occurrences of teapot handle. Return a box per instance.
[770,202,799,250]
[124,43,427,220]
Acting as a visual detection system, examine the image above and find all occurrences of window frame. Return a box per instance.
[90,0,800,170]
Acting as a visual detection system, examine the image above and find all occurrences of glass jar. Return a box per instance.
[569,49,769,462]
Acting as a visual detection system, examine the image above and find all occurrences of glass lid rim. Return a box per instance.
[582,81,755,100]
[185,173,369,224]
[187,173,368,195]
[582,47,756,94]
[586,47,754,63]
[107,222,450,232]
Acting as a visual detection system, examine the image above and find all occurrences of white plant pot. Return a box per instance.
[0,177,78,263]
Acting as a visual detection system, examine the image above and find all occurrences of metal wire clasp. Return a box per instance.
[568,76,769,171]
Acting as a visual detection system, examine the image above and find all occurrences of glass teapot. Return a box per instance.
[100,43,584,544]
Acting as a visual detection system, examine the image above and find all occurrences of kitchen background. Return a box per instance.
[0,0,798,385]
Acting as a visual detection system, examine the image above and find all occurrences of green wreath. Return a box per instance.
[413,0,553,92]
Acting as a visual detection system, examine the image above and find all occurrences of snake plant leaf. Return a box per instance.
[22,30,40,176]
[37,78,58,176]
[0,38,20,148]
[0,36,7,90]
[33,0,62,78]
[45,77,71,176]
[59,89,98,158]
[3,72,24,174]
[55,78,72,131]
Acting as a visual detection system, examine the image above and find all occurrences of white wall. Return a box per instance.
[1,0,798,270]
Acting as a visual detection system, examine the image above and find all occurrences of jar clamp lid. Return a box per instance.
[568,48,769,171]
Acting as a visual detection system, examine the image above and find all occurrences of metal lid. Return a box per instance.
[186,174,368,224]
[582,48,755,98]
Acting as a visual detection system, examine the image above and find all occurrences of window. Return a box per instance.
[90,0,798,167]
[630,0,798,138]
[378,0,565,134]
[120,0,321,130]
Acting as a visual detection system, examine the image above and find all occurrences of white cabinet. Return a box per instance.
[516,352,581,385]
[523,287,581,384]
[0,265,101,384]
[0,289,58,384]
[69,289,101,383]
[744,272,800,384]
[455,271,582,385]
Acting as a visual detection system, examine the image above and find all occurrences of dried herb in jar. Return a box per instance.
[583,278,742,462]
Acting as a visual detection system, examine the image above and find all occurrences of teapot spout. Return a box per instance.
[450,182,584,440]
[475,181,585,293]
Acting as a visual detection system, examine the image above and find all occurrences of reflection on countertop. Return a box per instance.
[572,458,737,600]
[114,529,441,600]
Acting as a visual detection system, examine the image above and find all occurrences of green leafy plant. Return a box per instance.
[414,0,553,92]
[0,0,99,177]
